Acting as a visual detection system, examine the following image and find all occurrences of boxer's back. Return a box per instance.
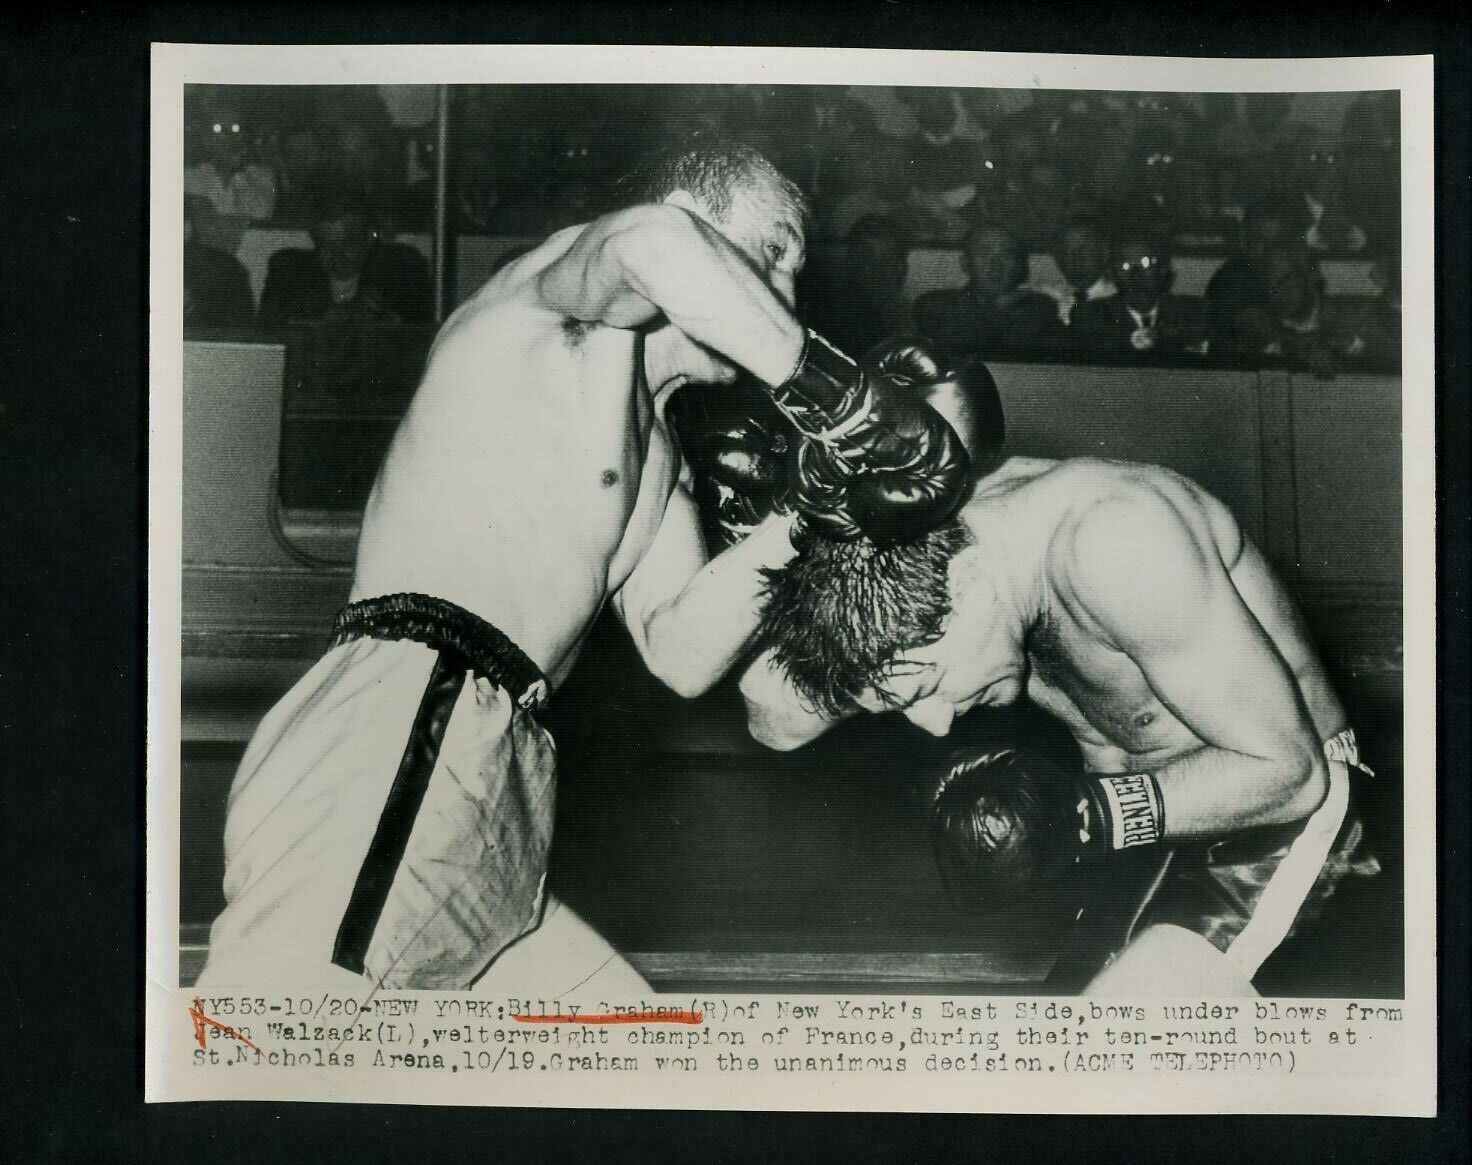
[351,226,677,685]
[1007,459,1346,769]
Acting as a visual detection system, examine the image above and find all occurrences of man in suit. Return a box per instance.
[257,184,432,329]
[1071,222,1206,357]
[183,194,253,331]
[913,224,1061,359]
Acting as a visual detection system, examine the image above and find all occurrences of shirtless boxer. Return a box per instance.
[199,140,969,991]
[736,439,1379,993]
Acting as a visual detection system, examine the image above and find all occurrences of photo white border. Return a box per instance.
[147,44,1436,1115]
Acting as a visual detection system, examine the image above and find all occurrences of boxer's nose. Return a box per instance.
[905,698,956,738]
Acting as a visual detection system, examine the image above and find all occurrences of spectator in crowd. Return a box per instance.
[1070,222,1207,357]
[183,194,253,331]
[822,125,913,242]
[811,96,879,199]
[1280,130,1369,253]
[900,89,987,242]
[912,224,1060,358]
[271,119,330,225]
[186,92,279,224]
[995,156,1075,251]
[1234,244,1367,375]
[1047,96,1111,205]
[1032,211,1116,326]
[1113,119,1208,239]
[1213,94,1306,212]
[318,117,401,216]
[805,215,912,354]
[1204,194,1310,349]
[257,186,432,329]
[1343,239,1402,369]
[988,115,1047,223]
[542,124,613,232]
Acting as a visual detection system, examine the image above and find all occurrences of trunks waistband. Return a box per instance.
[328,593,550,712]
[1324,727,1372,775]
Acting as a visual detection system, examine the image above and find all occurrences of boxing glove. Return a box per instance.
[929,748,1165,915]
[666,380,796,547]
[768,331,971,546]
[866,339,1006,476]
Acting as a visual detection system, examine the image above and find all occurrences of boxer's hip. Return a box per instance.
[1137,729,1382,976]
[203,593,556,991]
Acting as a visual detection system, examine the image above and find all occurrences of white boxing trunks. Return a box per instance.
[200,594,567,991]
[1122,728,1383,980]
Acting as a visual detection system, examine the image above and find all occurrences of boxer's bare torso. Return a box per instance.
[352,229,680,686]
[961,458,1346,773]
[351,178,810,695]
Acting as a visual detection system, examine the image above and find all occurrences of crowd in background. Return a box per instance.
[183,83,1401,373]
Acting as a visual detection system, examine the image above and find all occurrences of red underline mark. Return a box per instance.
[513,1010,704,1026]
[189,997,263,1053]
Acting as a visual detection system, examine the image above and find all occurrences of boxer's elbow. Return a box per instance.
[744,703,810,752]
[645,647,719,701]
[1268,747,1330,825]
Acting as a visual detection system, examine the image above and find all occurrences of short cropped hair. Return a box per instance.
[758,519,972,717]
[612,136,810,229]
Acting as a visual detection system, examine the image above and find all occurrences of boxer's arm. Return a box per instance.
[1065,494,1329,838]
[613,491,800,699]
[536,205,805,386]
[738,648,854,751]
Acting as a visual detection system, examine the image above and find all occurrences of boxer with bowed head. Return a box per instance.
[201,138,970,992]
[742,452,1378,992]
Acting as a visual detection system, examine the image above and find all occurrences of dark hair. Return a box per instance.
[611,135,810,228]
[1054,210,1109,249]
[758,519,971,717]
[1112,215,1172,260]
[310,182,374,229]
[1242,193,1310,237]
[963,225,1027,289]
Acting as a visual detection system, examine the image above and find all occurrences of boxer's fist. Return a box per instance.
[779,335,973,546]
[667,380,796,547]
[865,338,1006,475]
[929,748,1164,915]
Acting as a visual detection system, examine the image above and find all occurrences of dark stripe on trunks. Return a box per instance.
[332,649,466,976]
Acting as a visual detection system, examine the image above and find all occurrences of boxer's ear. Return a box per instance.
[663,188,714,226]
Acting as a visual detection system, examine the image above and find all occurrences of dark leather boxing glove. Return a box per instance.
[768,331,971,546]
[929,748,1165,915]
[867,339,1007,476]
[666,380,796,547]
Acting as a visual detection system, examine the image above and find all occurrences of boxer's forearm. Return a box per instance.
[638,513,799,698]
[609,207,807,385]
[739,649,848,751]
[1147,742,1329,839]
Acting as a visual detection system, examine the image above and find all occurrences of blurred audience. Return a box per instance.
[1345,240,1402,368]
[913,225,1060,358]
[195,83,1401,371]
[183,195,253,330]
[1281,130,1370,253]
[257,186,431,329]
[898,89,987,243]
[186,92,279,224]
[1204,194,1310,350]
[1071,222,1207,357]
[1031,212,1116,325]
[1234,244,1368,375]
[806,215,912,353]
[1214,94,1306,212]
